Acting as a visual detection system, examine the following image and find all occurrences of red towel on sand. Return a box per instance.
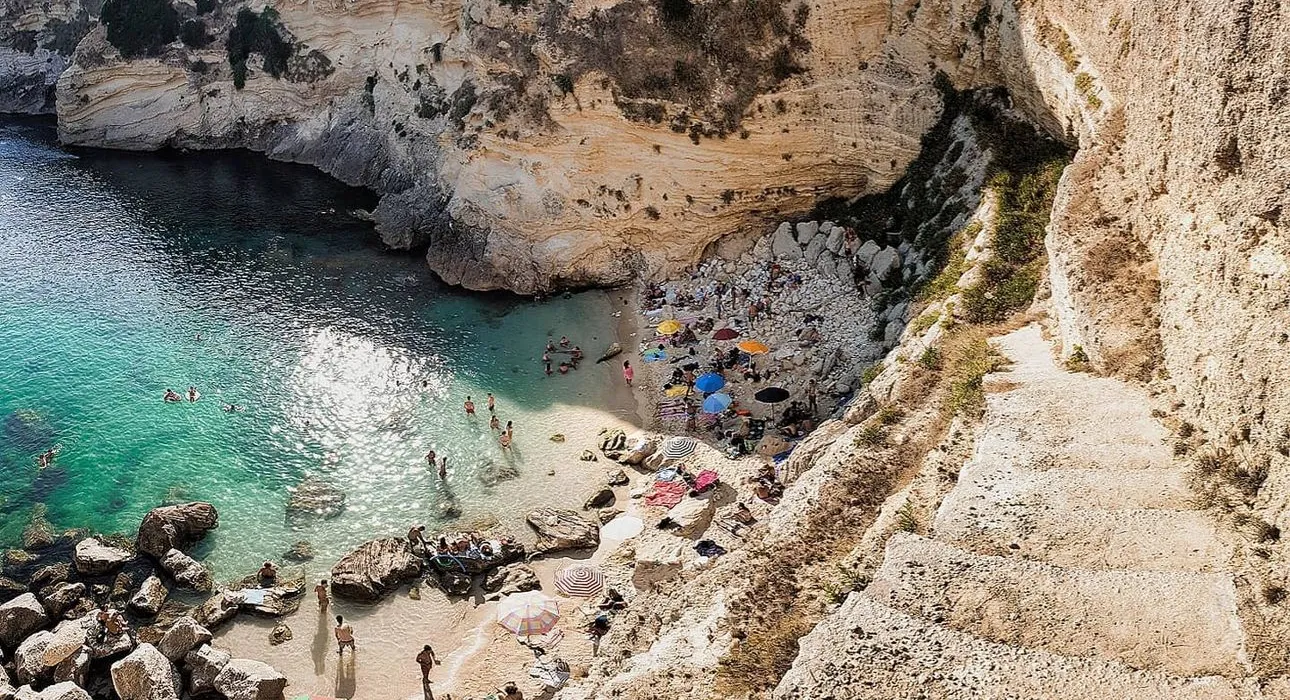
[693,470,719,492]
[644,480,687,508]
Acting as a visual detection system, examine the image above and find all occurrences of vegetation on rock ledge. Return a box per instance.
[227,8,293,90]
[100,0,178,58]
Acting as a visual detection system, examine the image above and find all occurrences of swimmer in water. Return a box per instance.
[559,336,570,347]
[164,389,182,403]
[438,456,448,479]
[36,446,59,470]
[546,340,556,353]
[221,403,241,413]
[426,449,437,468]
[187,386,199,402]
[489,414,501,432]
[464,397,476,416]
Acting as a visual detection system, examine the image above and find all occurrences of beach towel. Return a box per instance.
[773,448,795,464]
[692,469,719,492]
[644,480,687,508]
[654,467,680,482]
[746,420,766,441]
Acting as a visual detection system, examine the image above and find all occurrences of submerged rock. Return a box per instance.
[525,508,600,553]
[281,541,315,563]
[136,503,218,558]
[22,505,55,551]
[285,479,346,522]
[329,538,422,602]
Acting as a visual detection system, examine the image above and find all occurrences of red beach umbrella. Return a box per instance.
[712,328,740,341]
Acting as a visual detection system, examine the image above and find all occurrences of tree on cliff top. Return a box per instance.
[227,8,293,90]
[100,0,179,58]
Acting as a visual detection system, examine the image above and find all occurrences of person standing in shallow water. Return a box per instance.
[464,396,475,415]
[334,615,355,655]
[487,392,496,412]
[315,579,330,611]
[425,449,436,469]
[490,414,501,432]
[438,455,448,479]
[623,360,634,386]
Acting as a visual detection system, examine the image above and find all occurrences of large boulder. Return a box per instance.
[771,222,802,259]
[0,594,49,649]
[13,631,54,686]
[668,497,716,538]
[213,658,287,700]
[482,563,540,597]
[128,577,167,617]
[110,644,179,700]
[632,539,689,589]
[40,620,87,667]
[51,648,90,688]
[136,504,218,559]
[39,583,86,619]
[35,682,91,700]
[157,550,211,592]
[525,508,600,553]
[191,592,240,630]
[72,538,131,576]
[157,617,210,662]
[184,645,230,696]
[28,564,69,591]
[329,538,421,602]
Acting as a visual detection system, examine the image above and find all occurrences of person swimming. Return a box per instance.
[36,445,59,470]
[489,415,501,431]
[164,389,182,403]
[221,403,242,413]
[559,336,570,347]
[187,386,199,402]
[546,340,556,352]
[571,346,584,361]
[499,432,512,449]
[464,396,476,415]
[558,361,570,374]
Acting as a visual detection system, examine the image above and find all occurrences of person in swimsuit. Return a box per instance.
[559,336,570,347]
[334,615,355,654]
[487,393,496,412]
[187,386,199,402]
[623,361,634,386]
[164,389,182,403]
[416,644,437,682]
[490,414,501,431]
[438,456,448,479]
[315,579,330,610]
[464,397,475,415]
[426,449,437,468]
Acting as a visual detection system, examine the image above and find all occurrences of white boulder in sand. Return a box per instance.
[213,658,287,700]
[329,538,422,601]
[526,508,600,552]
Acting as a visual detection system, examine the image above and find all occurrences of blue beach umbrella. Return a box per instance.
[702,393,733,414]
[693,373,725,393]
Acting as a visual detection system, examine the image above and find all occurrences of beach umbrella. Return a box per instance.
[601,515,644,540]
[497,591,561,637]
[754,386,791,404]
[693,373,726,393]
[738,340,770,355]
[657,320,682,335]
[643,349,667,362]
[712,328,740,341]
[702,393,733,414]
[554,565,606,598]
[664,385,689,398]
[660,436,699,460]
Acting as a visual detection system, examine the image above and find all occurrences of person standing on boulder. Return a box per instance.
[335,615,355,655]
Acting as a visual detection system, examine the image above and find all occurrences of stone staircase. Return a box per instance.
[775,324,1257,699]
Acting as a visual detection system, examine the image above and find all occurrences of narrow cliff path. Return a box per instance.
[776,324,1262,699]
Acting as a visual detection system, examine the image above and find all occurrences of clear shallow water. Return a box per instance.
[0,118,635,577]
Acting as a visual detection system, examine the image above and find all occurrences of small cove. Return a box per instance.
[0,117,637,577]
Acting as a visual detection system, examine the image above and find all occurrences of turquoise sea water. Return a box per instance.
[0,118,634,576]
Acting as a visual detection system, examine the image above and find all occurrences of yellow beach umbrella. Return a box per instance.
[657,320,682,335]
[737,340,770,355]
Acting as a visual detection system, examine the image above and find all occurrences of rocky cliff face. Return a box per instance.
[8,0,1005,292]
[0,0,94,113]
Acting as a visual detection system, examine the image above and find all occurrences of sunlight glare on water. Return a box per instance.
[0,118,636,577]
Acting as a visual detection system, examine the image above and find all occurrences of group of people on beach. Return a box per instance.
[542,336,584,375]
[407,524,515,560]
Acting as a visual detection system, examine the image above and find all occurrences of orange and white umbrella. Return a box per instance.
[737,340,770,354]
[554,565,605,598]
[497,591,560,637]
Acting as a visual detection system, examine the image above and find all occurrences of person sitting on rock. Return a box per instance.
[598,588,626,611]
[258,561,278,586]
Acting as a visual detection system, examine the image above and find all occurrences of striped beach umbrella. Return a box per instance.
[660,436,698,460]
[554,565,606,598]
[497,591,560,637]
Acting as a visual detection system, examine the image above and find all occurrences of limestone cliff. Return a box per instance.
[0,0,94,113]
[4,0,1006,292]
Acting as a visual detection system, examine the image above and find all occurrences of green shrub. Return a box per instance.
[896,501,919,533]
[180,20,209,48]
[227,8,293,90]
[100,0,178,58]
[918,346,942,370]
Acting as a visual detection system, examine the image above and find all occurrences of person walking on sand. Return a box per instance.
[315,579,330,611]
[416,644,438,682]
[487,393,496,412]
[334,615,355,655]
[623,360,634,386]
[464,397,476,416]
